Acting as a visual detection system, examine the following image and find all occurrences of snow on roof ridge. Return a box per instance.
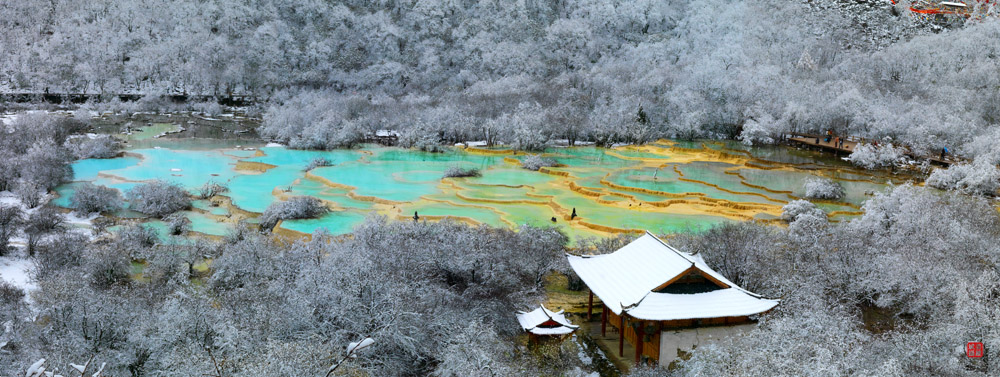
[644,230,695,263]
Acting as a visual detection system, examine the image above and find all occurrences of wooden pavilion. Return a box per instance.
[567,231,778,366]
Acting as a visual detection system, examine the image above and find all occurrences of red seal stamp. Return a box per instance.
[967,342,984,358]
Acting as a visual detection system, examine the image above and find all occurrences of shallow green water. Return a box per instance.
[56,129,916,240]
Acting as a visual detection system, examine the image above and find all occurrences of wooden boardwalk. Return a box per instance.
[788,133,959,166]
[788,135,859,155]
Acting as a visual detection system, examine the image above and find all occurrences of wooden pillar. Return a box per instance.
[601,306,607,337]
[636,320,644,365]
[619,314,625,357]
[587,291,594,321]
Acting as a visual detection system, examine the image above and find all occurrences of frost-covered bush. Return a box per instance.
[925,160,1000,196]
[190,101,223,116]
[35,233,88,279]
[521,154,557,171]
[126,180,191,217]
[781,199,825,222]
[71,182,123,214]
[262,93,367,150]
[738,106,780,146]
[846,143,906,169]
[670,222,780,293]
[18,141,74,190]
[87,247,132,289]
[443,166,481,178]
[0,281,25,305]
[303,156,332,171]
[399,124,443,152]
[197,180,228,199]
[164,213,192,236]
[0,205,22,256]
[67,135,121,159]
[14,180,45,208]
[24,206,65,254]
[116,223,159,249]
[803,177,845,200]
[259,196,328,231]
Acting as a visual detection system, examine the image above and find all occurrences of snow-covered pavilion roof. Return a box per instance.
[566,231,778,319]
[625,288,779,321]
[516,305,578,335]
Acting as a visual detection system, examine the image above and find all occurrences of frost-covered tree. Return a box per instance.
[846,143,907,170]
[18,141,74,190]
[125,180,191,218]
[520,154,557,171]
[0,206,22,256]
[71,183,123,215]
[67,135,121,159]
[780,199,825,222]
[259,196,329,231]
[803,177,845,200]
[24,206,65,255]
[13,181,45,209]
[197,180,228,199]
[925,160,1000,196]
[443,166,481,178]
[303,157,332,171]
[164,213,192,236]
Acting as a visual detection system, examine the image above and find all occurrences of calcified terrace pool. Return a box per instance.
[53,128,908,242]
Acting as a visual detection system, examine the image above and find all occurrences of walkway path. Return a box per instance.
[788,132,960,166]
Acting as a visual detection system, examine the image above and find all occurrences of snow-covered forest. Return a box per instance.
[2,0,1000,157]
[3,0,1000,376]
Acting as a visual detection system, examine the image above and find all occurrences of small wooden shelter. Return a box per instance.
[516,305,578,342]
[567,231,778,365]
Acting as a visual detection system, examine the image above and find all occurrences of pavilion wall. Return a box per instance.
[605,308,755,366]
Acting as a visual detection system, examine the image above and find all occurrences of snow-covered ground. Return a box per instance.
[0,251,36,299]
[0,113,18,126]
[0,191,98,303]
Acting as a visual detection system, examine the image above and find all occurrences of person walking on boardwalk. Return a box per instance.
[825,129,833,143]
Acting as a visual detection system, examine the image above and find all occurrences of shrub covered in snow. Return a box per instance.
[71,182,123,214]
[303,156,332,171]
[925,160,1000,196]
[126,180,191,218]
[399,124,444,152]
[67,135,121,159]
[164,213,192,236]
[521,154,557,171]
[35,233,88,279]
[846,143,906,170]
[803,177,845,200]
[781,199,826,222]
[197,180,228,199]
[87,247,132,289]
[0,205,22,256]
[259,196,329,231]
[14,181,45,209]
[443,166,481,178]
[24,206,65,254]
[18,141,75,190]
[0,281,25,305]
[116,223,159,249]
